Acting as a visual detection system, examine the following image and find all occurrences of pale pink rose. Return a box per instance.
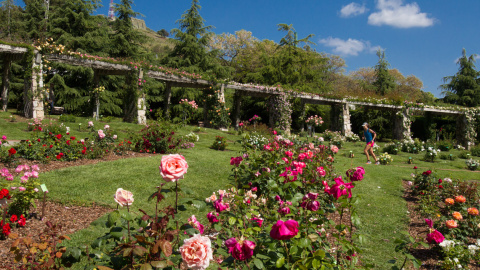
[98,130,105,139]
[20,176,28,183]
[104,125,110,130]
[179,234,213,270]
[10,187,17,190]
[31,165,39,171]
[18,187,26,192]
[31,171,39,178]
[15,165,25,173]
[205,193,217,203]
[113,135,117,140]
[159,154,188,182]
[330,145,339,154]
[34,188,39,192]
[88,121,94,127]
[114,188,134,207]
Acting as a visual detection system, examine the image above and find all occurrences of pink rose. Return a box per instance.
[179,234,213,270]
[213,195,229,212]
[18,187,26,192]
[426,229,444,244]
[330,176,354,199]
[250,217,263,227]
[230,156,243,167]
[317,166,326,177]
[278,206,290,215]
[188,215,205,234]
[270,220,299,240]
[114,188,134,207]
[225,237,256,261]
[330,145,339,154]
[159,154,188,182]
[207,212,219,223]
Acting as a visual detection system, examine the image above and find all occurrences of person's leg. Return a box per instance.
[369,147,378,163]
[364,144,371,163]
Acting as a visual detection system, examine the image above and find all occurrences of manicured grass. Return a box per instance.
[2,114,480,268]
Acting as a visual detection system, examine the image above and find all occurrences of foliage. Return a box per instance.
[437,140,453,152]
[210,135,227,150]
[207,89,231,129]
[383,142,401,155]
[321,130,345,148]
[58,114,76,123]
[373,50,396,96]
[465,158,480,171]
[240,132,269,150]
[441,49,480,107]
[130,121,181,154]
[423,147,438,162]
[110,0,146,58]
[379,152,393,165]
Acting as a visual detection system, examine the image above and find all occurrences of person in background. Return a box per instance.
[362,122,379,165]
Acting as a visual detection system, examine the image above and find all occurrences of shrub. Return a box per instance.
[379,152,393,165]
[470,146,480,157]
[424,147,438,162]
[240,132,268,150]
[437,140,453,151]
[440,153,456,160]
[465,159,480,171]
[58,114,76,123]
[183,132,199,143]
[458,151,471,159]
[211,136,227,150]
[383,142,400,155]
[130,121,181,154]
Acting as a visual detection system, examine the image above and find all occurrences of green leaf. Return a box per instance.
[120,211,133,221]
[179,198,194,204]
[387,259,397,264]
[192,200,206,211]
[255,254,270,260]
[307,234,319,242]
[110,231,125,240]
[107,211,120,227]
[214,224,222,231]
[140,263,152,270]
[228,217,237,225]
[91,238,104,249]
[298,238,310,248]
[182,187,194,195]
[253,258,264,269]
[313,250,325,258]
[312,259,320,269]
[150,261,167,268]
[412,258,421,269]
[276,257,285,268]
[64,247,82,260]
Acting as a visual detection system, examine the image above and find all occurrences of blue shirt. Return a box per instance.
[364,129,374,143]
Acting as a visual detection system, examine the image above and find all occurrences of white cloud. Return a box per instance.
[340,2,368,18]
[368,0,435,28]
[319,37,380,56]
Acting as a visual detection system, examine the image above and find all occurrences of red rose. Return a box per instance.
[56,134,62,140]
[413,166,417,169]
[8,148,16,155]
[18,215,26,227]
[2,222,11,236]
[10,215,18,223]
[438,179,442,183]
[60,153,64,157]
[66,140,70,145]
[70,136,76,140]
[49,145,53,148]
[56,155,61,160]
[438,185,443,189]
[37,138,41,142]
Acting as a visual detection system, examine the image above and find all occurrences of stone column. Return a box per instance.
[455,114,472,150]
[233,90,243,129]
[24,53,44,119]
[218,84,225,103]
[92,70,100,120]
[393,108,412,141]
[1,56,12,112]
[163,82,172,119]
[136,69,146,125]
[342,102,353,136]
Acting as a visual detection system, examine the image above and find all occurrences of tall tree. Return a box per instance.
[164,0,228,77]
[23,0,47,41]
[373,49,395,95]
[110,0,145,58]
[0,0,19,38]
[441,48,480,106]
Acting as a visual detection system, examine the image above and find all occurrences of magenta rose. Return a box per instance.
[114,188,134,207]
[188,215,205,234]
[159,154,188,182]
[329,176,354,199]
[270,220,299,240]
[250,217,263,227]
[213,195,229,212]
[207,212,219,223]
[179,234,213,270]
[225,237,256,261]
[426,229,444,244]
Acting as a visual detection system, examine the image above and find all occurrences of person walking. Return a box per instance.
[362,122,379,165]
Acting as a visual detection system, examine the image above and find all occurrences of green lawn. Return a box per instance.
[1,113,479,268]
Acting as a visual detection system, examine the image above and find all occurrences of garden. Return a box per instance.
[0,110,479,270]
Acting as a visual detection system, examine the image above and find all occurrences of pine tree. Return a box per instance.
[373,49,396,95]
[23,0,47,41]
[441,48,480,107]
[109,0,145,58]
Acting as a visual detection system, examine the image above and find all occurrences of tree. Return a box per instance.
[110,0,146,58]
[23,0,47,41]
[157,29,169,37]
[373,49,395,95]
[441,48,480,106]
[0,0,19,38]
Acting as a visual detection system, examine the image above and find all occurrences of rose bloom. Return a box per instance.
[114,188,134,207]
[179,234,213,270]
[270,220,299,240]
[426,229,445,244]
[445,198,454,205]
[330,145,339,154]
[452,211,463,220]
[468,207,479,216]
[445,220,458,229]
[225,237,256,261]
[159,154,188,182]
[455,195,466,203]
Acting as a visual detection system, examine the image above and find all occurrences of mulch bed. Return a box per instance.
[403,181,480,270]
[0,151,155,269]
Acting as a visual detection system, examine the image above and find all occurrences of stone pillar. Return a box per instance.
[136,69,146,125]
[393,108,412,141]
[342,102,353,136]
[218,84,225,103]
[163,82,172,119]
[268,96,275,128]
[233,90,243,129]
[455,114,473,150]
[1,57,12,112]
[24,53,44,119]
[330,104,342,132]
[92,70,100,120]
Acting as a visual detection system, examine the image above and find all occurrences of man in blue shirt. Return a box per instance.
[362,122,379,165]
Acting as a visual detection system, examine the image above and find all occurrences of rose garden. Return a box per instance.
[1,1,480,269]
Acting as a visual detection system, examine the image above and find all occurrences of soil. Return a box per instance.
[0,151,154,269]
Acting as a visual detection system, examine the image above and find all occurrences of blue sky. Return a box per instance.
[95,1,479,97]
